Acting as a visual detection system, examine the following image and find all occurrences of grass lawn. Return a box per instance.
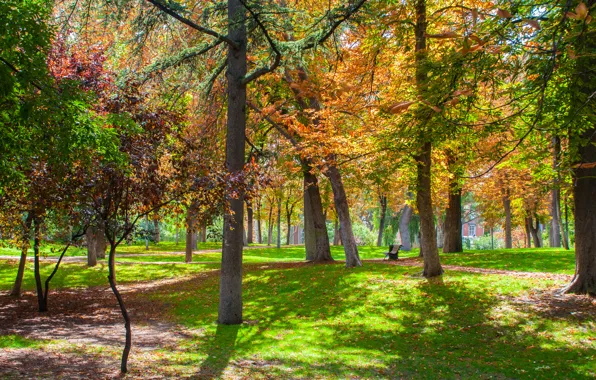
[2,258,593,379]
[440,248,576,274]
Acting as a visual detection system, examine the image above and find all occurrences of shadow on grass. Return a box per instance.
[146,263,595,378]
[194,324,240,379]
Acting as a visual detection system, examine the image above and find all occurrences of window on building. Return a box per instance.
[469,224,476,237]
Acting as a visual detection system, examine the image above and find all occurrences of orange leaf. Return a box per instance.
[524,19,541,30]
[389,101,416,114]
[496,9,513,19]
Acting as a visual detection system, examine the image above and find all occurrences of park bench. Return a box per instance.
[384,244,402,260]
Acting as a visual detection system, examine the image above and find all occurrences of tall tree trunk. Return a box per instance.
[325,165,361,267]
[153,217,160,243]
[530,217,541,248]
[96,224,106,259]
[201,222,207,243]
[246,200,253,244]
[436,212,444,249]
[303,165,333,262]
[87,226,98,267]
[377,194,387,247]
[32,216,47,312]
[286,203,293,246]
[549,136,562,248]
[185,217,193,264]
[399,204,413,251]
[524,217,532,248]
[443,187,463,253]
[10,213,32,297]
[565,6,596,293]
[107,241,131,373]
[256,198,262,244]
[267,201,273,246]
[414,0,442,277]
[333,216,340,245]
[219,0,247,325]
[416,142,442,277]
[503,189,513,249]
[276,197,282,249]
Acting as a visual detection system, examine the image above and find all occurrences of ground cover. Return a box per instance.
[1,260,594,379]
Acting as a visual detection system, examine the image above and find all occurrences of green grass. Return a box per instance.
[0,246,592,378]
[116,241,221,253]
[0,243,87,257]
[0,335,48,349]
[144,263,594,378]
[0,260,217,291]
[440,248,576,274]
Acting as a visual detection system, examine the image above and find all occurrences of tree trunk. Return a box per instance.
[436,212,444,249]
[218,0,246,325]
[503,190,513,248]
[377,195,387,247]
[32,216,47,312]
[153,217,160,243]
[286,203,293,246]
[276,197,282,249]
[416,142,443,277]
[565,10,596,293]
[443,187,463,253]
[325,165,361,267]
[185,217,193,263]
[201,223,207,243]
[246,200,253,244]
[107,242,132,373]
[550,136,562,248]
[256,198,262,244]
[524,217,532,248]
[95,224,106,259]
[303,165,333,262]
[333,217,340,246]
[399,204,413,251]
[267,201,273,246]
[87,226,98,267]
[11,213,33,297]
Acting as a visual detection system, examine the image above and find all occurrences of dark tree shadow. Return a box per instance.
[193,324,240,379]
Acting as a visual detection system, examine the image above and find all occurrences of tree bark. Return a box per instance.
[565,8,596,293]
[185,215,193,263]
[276,196,282,248]
[32,216,47,312]
[153,217,160,243]
[325,165,361,267]
[414,0,442,277]
[443,186,463,253]
[377,195,387,247]
[503,189,513,249]
[267,200,273,246]
[399,204,413,251]
[10,212,32,297]
[550,136,562,248]
[303,165,333,262]
[95,224,106,259]
[436,212,444,249]
[87,226,98,267]
[246,200,253,244]
[333,216,340,246]
[218,0,246,325]
[524,217,532,248]
[107,242,131,373]
[256,198,262,244]
[285,201,294,246]
[416,142,442,277]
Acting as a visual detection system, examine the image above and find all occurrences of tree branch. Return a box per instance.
[145,0,240,50]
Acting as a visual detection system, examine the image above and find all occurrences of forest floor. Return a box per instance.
[1,246,595,379]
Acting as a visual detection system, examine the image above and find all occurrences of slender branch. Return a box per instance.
[247,101,299,146]
[145,0,240,50]
[0,57,44,91]
[240,0,282,84]
[300,0,368,50]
